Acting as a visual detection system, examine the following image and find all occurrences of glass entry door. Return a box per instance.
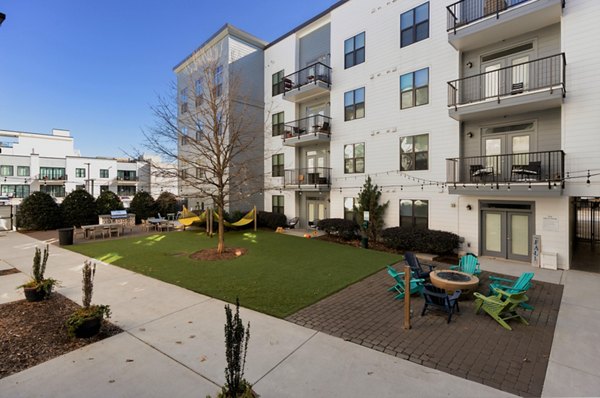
[482,209,532,261]
[306,198,327,227]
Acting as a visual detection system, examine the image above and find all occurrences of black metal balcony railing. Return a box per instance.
[447,0,535,32]
[446,150,565,186]
[284,167,331,187]
[283,62,332,94]
[116,176,139,182]
[448,53,566,108]
[283,115,332,140]
[35,174,68,181]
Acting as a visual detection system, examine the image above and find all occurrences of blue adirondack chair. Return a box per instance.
[387,265,425,300]
[488,272,535,310]
[450,253,481,276]
[404,252,436,279]
[421,283,461,323]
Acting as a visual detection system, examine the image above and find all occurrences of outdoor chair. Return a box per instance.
[73,226,85,240]
[474,287,529,331]
[488,272,535,310]
[450,253,481,277]
[386,265,425,300]
[421,283,461,324]
[286,217,299,229]
[404,252,436,279]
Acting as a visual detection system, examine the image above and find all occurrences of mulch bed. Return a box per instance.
[0,293,122,379]
[189,247,248,261]
[0,268,21,276]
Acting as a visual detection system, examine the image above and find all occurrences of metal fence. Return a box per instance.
[283,62,332,94]
[283,115,332,139]
[284,167,332,188]
[447,0,533,32]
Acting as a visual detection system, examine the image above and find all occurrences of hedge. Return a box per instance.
[129,191,156,224]
[60,190,98,227]
[257,211,287,230]
[16,191,62,230]
[381,227,460,255]
[317,218,359,240]
[95,190,124,215]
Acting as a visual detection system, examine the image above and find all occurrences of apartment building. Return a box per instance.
[174,24,266,213]
[260,0,600,270]
[0,128,175,206]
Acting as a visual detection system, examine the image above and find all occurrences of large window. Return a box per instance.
[344,197,357,221]
[117,170,137,181]
[401,2,429,48]
[39,167,65,180]
[344,32,365,69]
[400,134,429,171]
[272,112,285,136]
[117,186,136,196]
[195,78,203,107]
[1,185,30,198]
[344,143,365,174]
[272,154,284,177]
[75,168,86,178]
[17,166,30,177]
[0,165,14,176]
[272,195,284,214]
[180,88,188,113]
[400,68,429,109]
[400,199,429,228]
[214,65,223,97]
[100,169,109,178]
[40,185,65,197]
[344,88,365,121]
[272,70,285,96]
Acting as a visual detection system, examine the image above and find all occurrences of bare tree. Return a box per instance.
[144,49,264,254]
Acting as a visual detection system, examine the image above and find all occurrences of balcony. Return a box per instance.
[284,167,331,191]
[35,175,67,183]
[282,115,331,147]
[447,0,564,51]
[446,150,564,196]
[448,53,565,121]
[116,176,139,184]
[282,62,331,103]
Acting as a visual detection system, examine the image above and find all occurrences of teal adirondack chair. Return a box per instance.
[474,287,530,331]
[488,272,535,310]
[450,253,481,276]
[387,265,425,300]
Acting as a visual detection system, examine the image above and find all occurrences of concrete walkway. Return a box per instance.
[0,232,596,397]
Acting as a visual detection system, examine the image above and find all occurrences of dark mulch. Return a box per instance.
[0,268,20,276]
[315,234,397,254]
[0,293,122,379]
[287,263,563,397]
[189,247,248,261]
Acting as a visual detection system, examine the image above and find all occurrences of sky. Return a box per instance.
[0,0,338,158]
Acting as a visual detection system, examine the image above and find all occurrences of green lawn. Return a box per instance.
[67,230,401,317]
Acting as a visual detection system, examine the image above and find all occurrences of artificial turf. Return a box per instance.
[67,230,401,317]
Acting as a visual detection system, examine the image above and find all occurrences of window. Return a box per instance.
[344,32,365,69]
[195,78,203,107]
[117,170,136,181]
[344,143,365,174]
[100,185,109,193]
[272,154,284,177]
[100,169,109,178]
[400,199,429,228]
[17,166,30,177]
[400,68,429,109]
[75,168,86,178]
[40,185,65,197]
[344,197,357,221]
[272,195,284,214]
[401,2,429,47]
[1,185,30,198]
[117,186,136,196]
[0,165,14,176]
[76,184,85,190]
[272,112,285,136]
[272,70,285,96]
[180,88,188,113]
[214,65,223,96]
[344,88,365,121]
[400,134,429,171]
[180,126,189,145]
[196,167,204,179]
[39,167,65,180]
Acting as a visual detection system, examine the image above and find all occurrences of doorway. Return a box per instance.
[481,202,534,262]
[306,196,327,228]
[572,197,600,272]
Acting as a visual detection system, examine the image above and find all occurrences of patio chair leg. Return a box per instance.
[421,303,428,317]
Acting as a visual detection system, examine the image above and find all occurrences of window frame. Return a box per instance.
[344,87,365,121]
[400,133,429,171]
[272,153,284,177]
[344,32,366,69]
[75,168,86,178]
[399,199,429,229]
[344,143,365,174]
[180,87,188,113]
[0,165,14,176]
[400,68,429,109]
[272,70,285,96]
[99,169,109,178]
[272,112,285,136]
[17,166,30,177]
[1,184,30,198]
[272,195,284,214]
[400,2,430,48]
[40,184,66,198]
[214,65,223,97]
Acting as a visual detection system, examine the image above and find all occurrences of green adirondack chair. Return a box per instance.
[473,287,530,331]
[450,253,481,276]
[488,272,535,310]
[387,265,425,300]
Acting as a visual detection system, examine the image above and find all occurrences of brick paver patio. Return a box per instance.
[287,263,563,397]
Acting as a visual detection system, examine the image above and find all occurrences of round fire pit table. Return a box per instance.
[430,270,479,295]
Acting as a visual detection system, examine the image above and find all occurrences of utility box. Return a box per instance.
[541,252,558,270]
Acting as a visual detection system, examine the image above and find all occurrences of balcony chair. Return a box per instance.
[488,272,535,310]
[319,122,330,134]
[386,265,425,300]
[470,164,493,183]
[474,287,529,331]
[450,253,481,277]
[404,251,436,279]
[421,284,461,324]
[511,161,541,181]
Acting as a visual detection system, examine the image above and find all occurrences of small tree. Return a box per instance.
[356,176,389,242]
[220,298,251,398]
[129,191,156,224]
[95,191,124,215]
[60,190,97,227]
[155,191,178,217]
[16,191,61,230]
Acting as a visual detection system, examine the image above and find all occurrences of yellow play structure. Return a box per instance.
[178,206,257,230]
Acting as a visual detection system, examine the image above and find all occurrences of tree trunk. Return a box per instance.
[217,206,225,254]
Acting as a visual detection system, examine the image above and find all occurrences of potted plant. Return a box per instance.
[66,261,111,338]
[18,245,59,301]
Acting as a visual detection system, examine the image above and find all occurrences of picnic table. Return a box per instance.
[82,223,124,239]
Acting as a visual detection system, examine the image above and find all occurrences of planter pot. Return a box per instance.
[74,316,102,338]
[23,286,49,302]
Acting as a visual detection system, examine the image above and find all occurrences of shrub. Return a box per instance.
[317,218,359,240]
[95,191,124,215]
[356,176,389,242]
[220,298,252,398]
[16,191,61,230]
[257,211,286,230]
[60,190,98,227]
[381,227,460,255]
[129,191,155,224]
[155,191,178,217]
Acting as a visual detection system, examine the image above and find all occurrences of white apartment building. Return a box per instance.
[260,0,600,270]
[0,128,176,206]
